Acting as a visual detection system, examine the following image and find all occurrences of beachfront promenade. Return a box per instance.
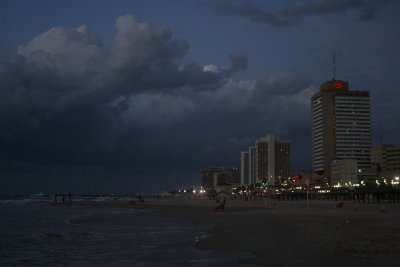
[274,191,400,204]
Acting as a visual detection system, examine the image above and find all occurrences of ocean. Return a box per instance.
[0,196,256,266]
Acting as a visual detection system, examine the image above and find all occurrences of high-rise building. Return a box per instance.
[311,80,371,184]
[201,167,240,187]
[240,152,249,185]
[213,167,240,186]
[248,146,256,184]
[241,133,290,185]
[330,159,358,186]
[371,144,400,182]
[201,167,223,187]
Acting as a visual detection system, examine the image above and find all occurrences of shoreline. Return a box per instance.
[70,199,400,266]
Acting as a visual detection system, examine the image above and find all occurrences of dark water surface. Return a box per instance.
[0,198,256,266]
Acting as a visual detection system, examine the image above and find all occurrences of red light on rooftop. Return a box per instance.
[333,81,343,89]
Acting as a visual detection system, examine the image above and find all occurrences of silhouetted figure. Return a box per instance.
[215,196,225,212]
[62,194,65,203]
[68,192,72,202]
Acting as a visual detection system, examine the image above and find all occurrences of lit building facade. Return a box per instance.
[240,152,250,185]
[248,146,256,184]
[241,133,290,185]
[330,159,358,187]
[201,167,240,187]
[311,80,371,184]
[372,144,400,183]
[201,167,223,187]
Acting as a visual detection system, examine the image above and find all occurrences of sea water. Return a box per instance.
[0,196,256,266]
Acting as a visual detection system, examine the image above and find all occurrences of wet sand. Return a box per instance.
[128,199,400,266]
[73,199,400,266]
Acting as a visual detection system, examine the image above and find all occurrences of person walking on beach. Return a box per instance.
[215,194,226,211]
[137,194,144,203]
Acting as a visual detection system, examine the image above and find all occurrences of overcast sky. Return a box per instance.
[1,0,399,194]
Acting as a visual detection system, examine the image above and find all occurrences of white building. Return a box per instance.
[240,152,249,185]
[241,133,290,185]
[330,159,358,187]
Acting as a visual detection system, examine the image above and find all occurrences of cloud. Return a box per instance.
[18,25,106,76]
[254,72,313,96]
[207,0,398,27]
[208,1,296,27]
[0,14,315,193]
[203,64,224,73]
[111,15,189,70]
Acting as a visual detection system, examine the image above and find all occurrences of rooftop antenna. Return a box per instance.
[332,52,336,81]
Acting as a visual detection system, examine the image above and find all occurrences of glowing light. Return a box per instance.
[334,81,343,88]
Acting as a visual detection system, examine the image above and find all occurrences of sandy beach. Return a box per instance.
[121,199,400,267]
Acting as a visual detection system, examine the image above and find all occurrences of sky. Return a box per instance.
[1,0,400,194]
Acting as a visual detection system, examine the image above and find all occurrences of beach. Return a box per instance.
[130,199,400,266]
[2,197,400,266]
[0,197,254,266]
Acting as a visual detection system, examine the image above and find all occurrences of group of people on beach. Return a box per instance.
[54,193,72,203]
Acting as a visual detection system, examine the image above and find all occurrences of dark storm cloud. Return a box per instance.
[207,1,297,27]
[0,14,316,193]
[207,0,398,26]
[255,72,313,96]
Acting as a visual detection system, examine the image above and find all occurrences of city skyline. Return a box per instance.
[1,0,400,194]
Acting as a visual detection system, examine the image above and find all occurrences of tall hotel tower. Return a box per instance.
[311,80,371,184]
[241,133,290,185]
